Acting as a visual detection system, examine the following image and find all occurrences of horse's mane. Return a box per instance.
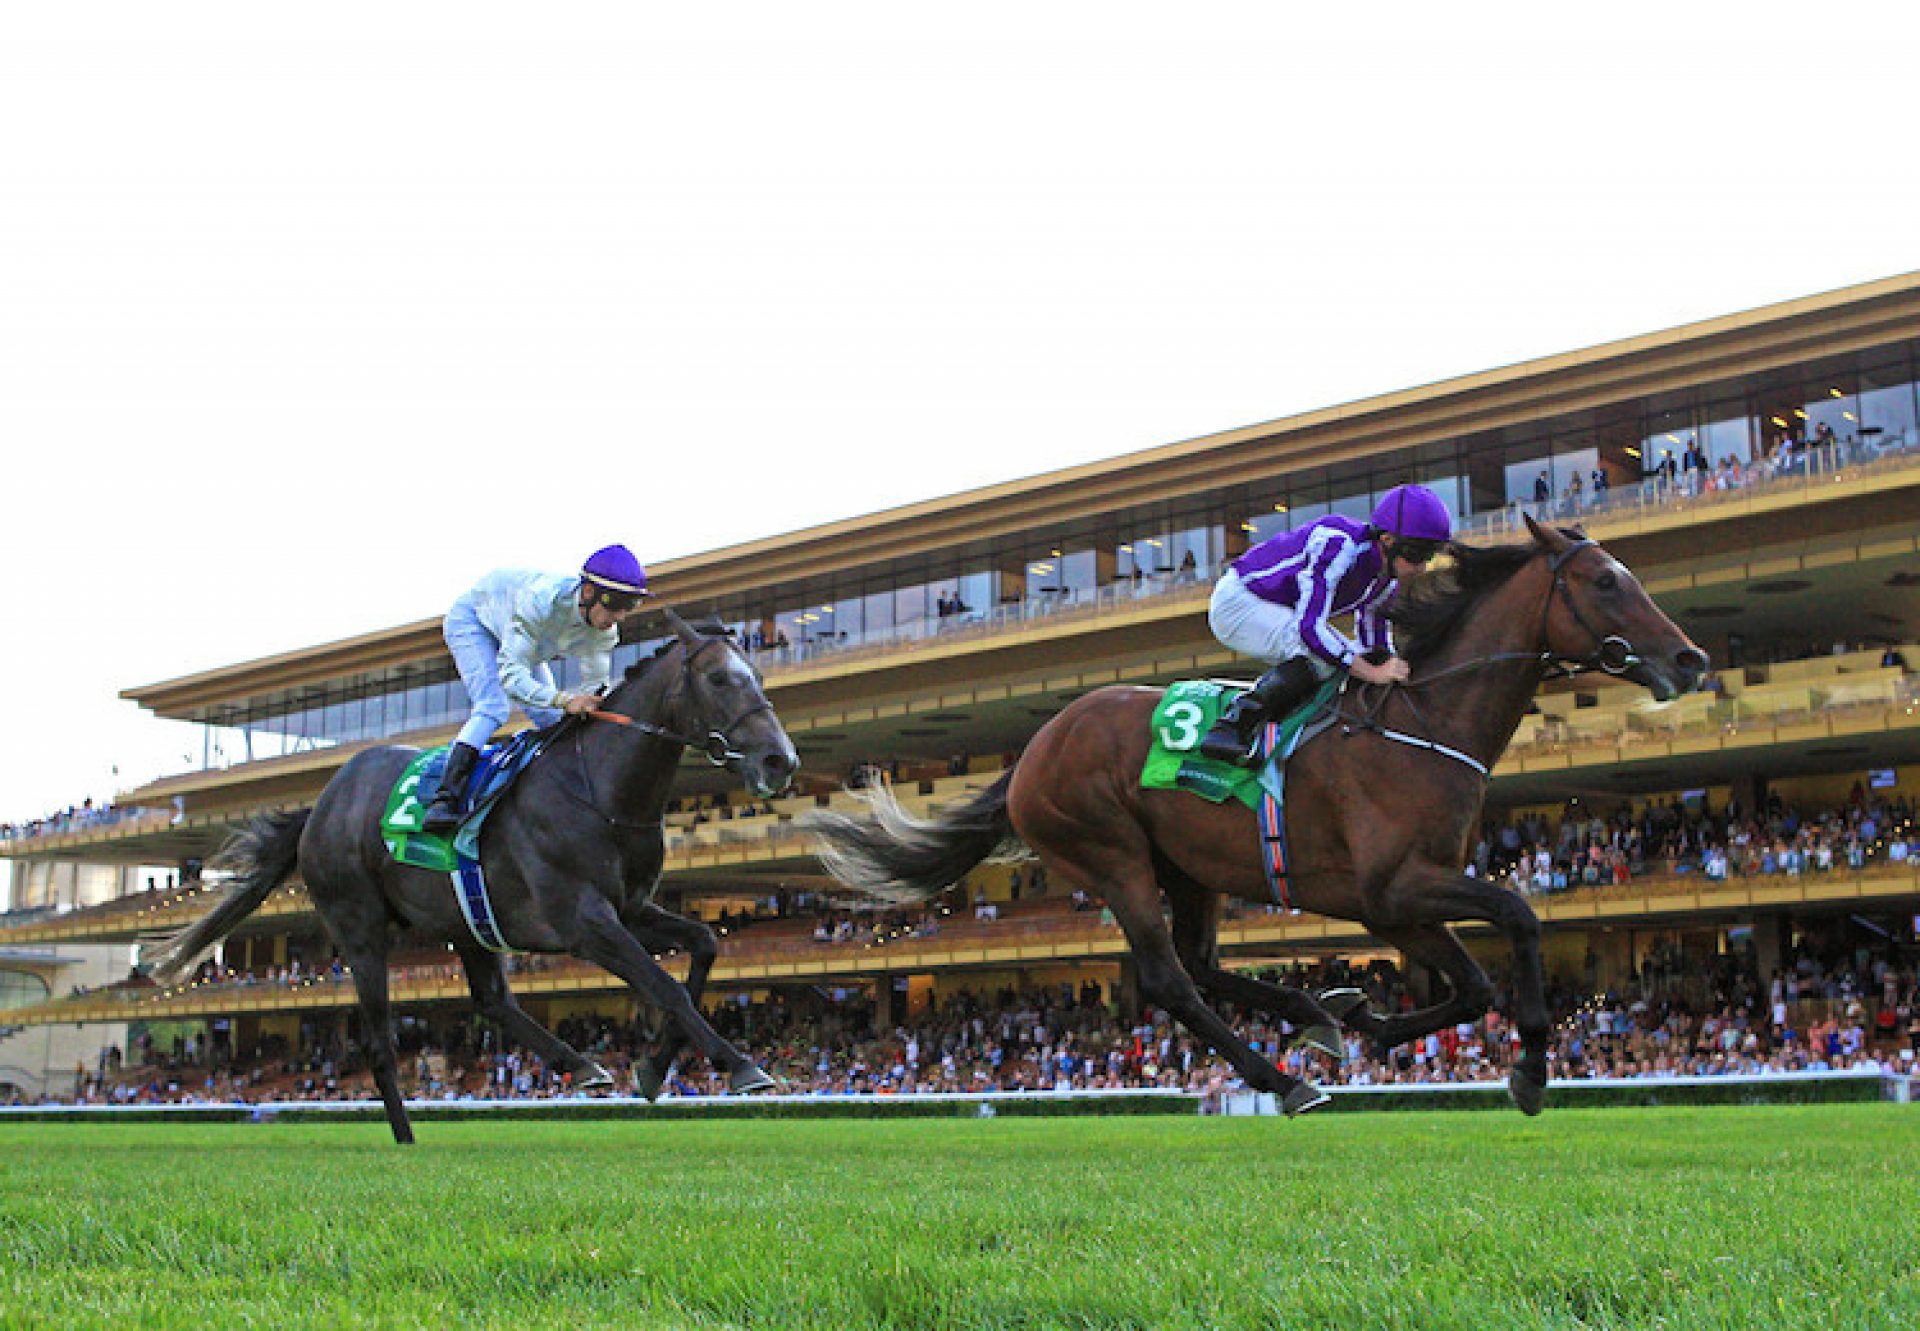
[1389,539,1546,664]
[619,621,737,684]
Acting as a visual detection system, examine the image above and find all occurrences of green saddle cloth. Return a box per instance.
[380,748,459,872]
[1140,677,1338,810]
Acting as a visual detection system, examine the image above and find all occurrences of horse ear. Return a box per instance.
[659,605,702,649]
[1523,512,1570,553]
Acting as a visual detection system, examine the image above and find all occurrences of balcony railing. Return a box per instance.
[1458,432,1917,543]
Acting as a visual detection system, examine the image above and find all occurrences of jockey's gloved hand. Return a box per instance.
[1350,656,1410,686]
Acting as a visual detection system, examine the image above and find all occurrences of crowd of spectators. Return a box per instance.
[21,931,1917,1110]
[1474,790,1917,897]
[0,799,141,844]
[1522,419,1902,525]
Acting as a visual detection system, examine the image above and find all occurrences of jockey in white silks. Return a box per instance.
[420,544,651,833]
[1198,484,1454,767]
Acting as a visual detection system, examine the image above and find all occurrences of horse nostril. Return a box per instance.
[1676,647,1710,682]
[763,751,792,777]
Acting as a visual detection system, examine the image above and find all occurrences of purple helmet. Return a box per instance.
[582,544,649,596]
[1370,485,1453,542]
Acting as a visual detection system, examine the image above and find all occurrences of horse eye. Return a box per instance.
[708,670,733,689]
[1595,571,1618,592]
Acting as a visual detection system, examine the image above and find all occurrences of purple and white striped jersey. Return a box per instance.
[1229,514,1398,667]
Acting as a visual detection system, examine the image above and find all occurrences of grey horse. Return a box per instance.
[148,610,798,1144]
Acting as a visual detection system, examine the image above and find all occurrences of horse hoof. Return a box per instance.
[1280,1082,1331,1117]
[635,1064,666,1102]
[1317,987,1369,1021]
[729,1065,778,1095]
[1295,1023,1343,1060]
[576,1064,615,1093]
[1507,1073,1547,1116]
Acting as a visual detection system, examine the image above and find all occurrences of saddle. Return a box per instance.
[380,730,550,872]
[1139,676,1341,908]
[1140,678,1338,806]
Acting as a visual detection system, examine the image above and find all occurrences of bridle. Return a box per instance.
[586,634,775,767]
[562,634,777,827]
[1539,539,1642,679]
[1337,538,1645,777]
[1397,538,1643,690]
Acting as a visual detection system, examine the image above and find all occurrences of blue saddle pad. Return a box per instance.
[384,731,550,869]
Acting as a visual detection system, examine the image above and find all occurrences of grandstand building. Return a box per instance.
[3,273,1918,1099]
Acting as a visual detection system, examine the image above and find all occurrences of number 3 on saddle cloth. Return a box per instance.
[1139,676,1342,911]
[379,731,551,952]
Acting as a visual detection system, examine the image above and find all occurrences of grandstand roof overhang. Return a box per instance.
[122,272,1920,721]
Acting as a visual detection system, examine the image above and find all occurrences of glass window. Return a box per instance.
[932,572,989,625]
[1329,488,1370,523]
[1537,448,1597,515]
[954,571,990,622]
[1166,524,1217,584]
[1700,409,1752,467]
[894,583,932,634]
[1057,550,1097,600]
[800,602,846,650]
[1024,551,1066,599]
[940,572,990,622]
[1640,406,1697,480]
[771,607,810,659]
[1120,534,1175,579]
[1858,357,1917,454]
[1504,452,1557,506]
[1801,379,1853,455]
[1235,511,1275,547]
[862,587,895,638]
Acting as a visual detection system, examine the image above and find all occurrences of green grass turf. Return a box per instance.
[1,1105,1914,1330]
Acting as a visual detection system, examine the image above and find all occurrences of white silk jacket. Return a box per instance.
[448,570,615,710]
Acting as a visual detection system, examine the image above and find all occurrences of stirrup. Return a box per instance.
[1197,732,1244,765]
[420,796,464,834]
[1198,714,1261,766]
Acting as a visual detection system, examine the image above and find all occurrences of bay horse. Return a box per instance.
[148,610,798,1144]
[809,516,1708,1115]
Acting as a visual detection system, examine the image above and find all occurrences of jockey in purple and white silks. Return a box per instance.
[1198,484,1453,766]
[420,544,652,833]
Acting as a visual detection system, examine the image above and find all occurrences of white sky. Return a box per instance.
[2,2,1918,842]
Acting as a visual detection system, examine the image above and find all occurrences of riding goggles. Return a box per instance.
[1391,539,1442,565]
[592,587,647,612]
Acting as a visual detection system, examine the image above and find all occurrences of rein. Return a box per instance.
[1336,539,1646,777]
[584,706,770,767]
[1336,678,1492,778]
[561,635,773,826]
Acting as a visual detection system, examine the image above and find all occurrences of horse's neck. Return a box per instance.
[1416,560,1553,764]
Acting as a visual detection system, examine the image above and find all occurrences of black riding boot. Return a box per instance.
[420,742,480,835]
[1197,658,1321,768]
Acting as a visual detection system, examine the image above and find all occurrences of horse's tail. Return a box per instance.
[804,771,1022,905]
[145,810,310,982]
